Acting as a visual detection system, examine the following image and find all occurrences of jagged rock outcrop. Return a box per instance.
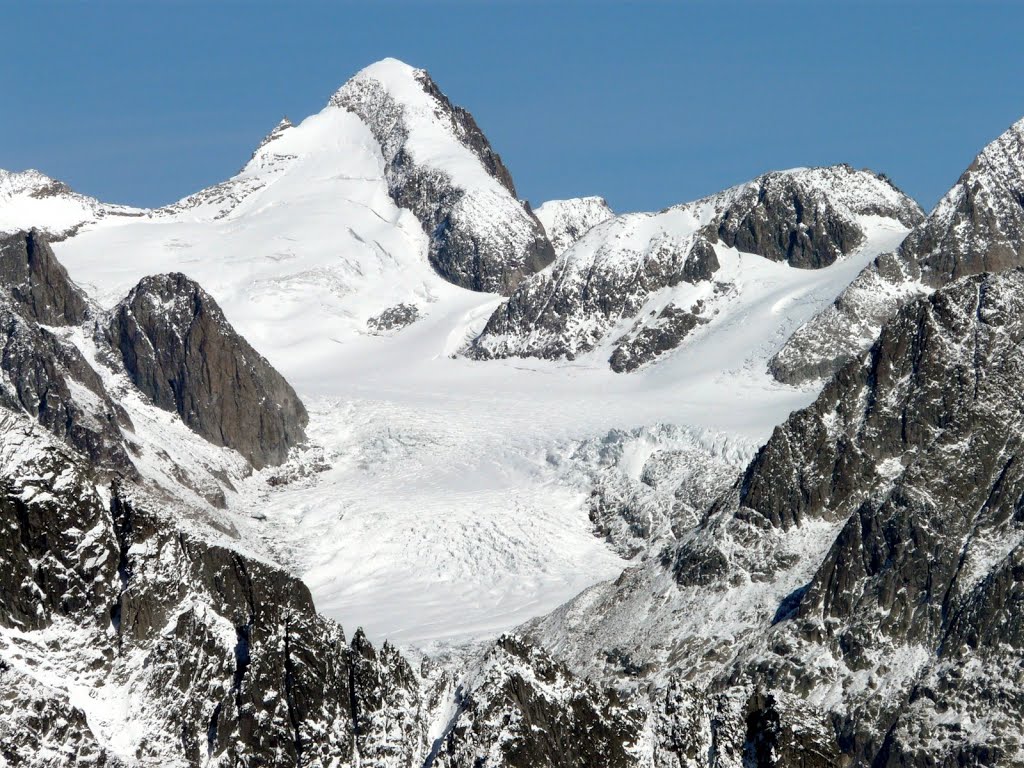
[104,273,308,468]
[710,165,920,269]
[771,116,1024,384]
[0,298,132,472]
[432,636,643,768]
[467,165,922,368]
[367,303,420,334]
[467,228,721,363]
[732,269,1024,764]
[0,230,133,470]
[527,269,1024,766]
[535,196,614,255]
[330,58,555,294]
[0,412,430,767]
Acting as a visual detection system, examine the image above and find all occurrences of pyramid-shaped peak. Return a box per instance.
[327,57,441,111]
[250,115,294,158]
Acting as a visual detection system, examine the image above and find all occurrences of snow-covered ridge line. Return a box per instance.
[0,168,144,240]
[466,164,922,369]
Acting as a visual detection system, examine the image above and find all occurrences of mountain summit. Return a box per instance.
[329,58,555,293]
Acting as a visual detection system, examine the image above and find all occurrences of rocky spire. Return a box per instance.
[105,273,308,468]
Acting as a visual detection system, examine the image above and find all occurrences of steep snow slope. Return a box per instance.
[330,58,555,293]
[534,196,614,254]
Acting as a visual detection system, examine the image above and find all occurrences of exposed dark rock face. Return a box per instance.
[331,59,555,295]
[0,410,432,766]
[0,418,126,766]
[609,302,708,373]
[0,230,89,325]
[414,73,518,197]
[109,492,376,766]
[105,273,308,468]
[469,165,921,367]
[0,296,132,472]
[771,117,1024,384]
[0,418,120,633]
[739,270,1024,764]
[709,166,916,269]
[0,665,127,768]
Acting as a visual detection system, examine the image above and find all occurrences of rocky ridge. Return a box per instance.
[525,269,1024,765]
[104,273,308,469]
[467,165,923,369]
[771,117,1024,384]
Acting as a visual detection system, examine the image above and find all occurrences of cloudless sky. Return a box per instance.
[3,1,1023,214]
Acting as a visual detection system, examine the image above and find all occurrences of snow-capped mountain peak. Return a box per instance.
[0,168,142,240]
[329,57,515,195]
[329,58,554,293]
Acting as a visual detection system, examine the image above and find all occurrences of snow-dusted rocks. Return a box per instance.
[772,117,1024,384]
[535,196,614,255]
[711,164,921,268]
[105,273,308,469]
[432,636,643,767]
[0,406,436,767]
[0,232,132,471]
[467,165,922,369]
[0,169,142,240]
[527,268,1024,765]
[330,58,555,294]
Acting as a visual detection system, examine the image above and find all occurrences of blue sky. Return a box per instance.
[3,1,1023,213]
